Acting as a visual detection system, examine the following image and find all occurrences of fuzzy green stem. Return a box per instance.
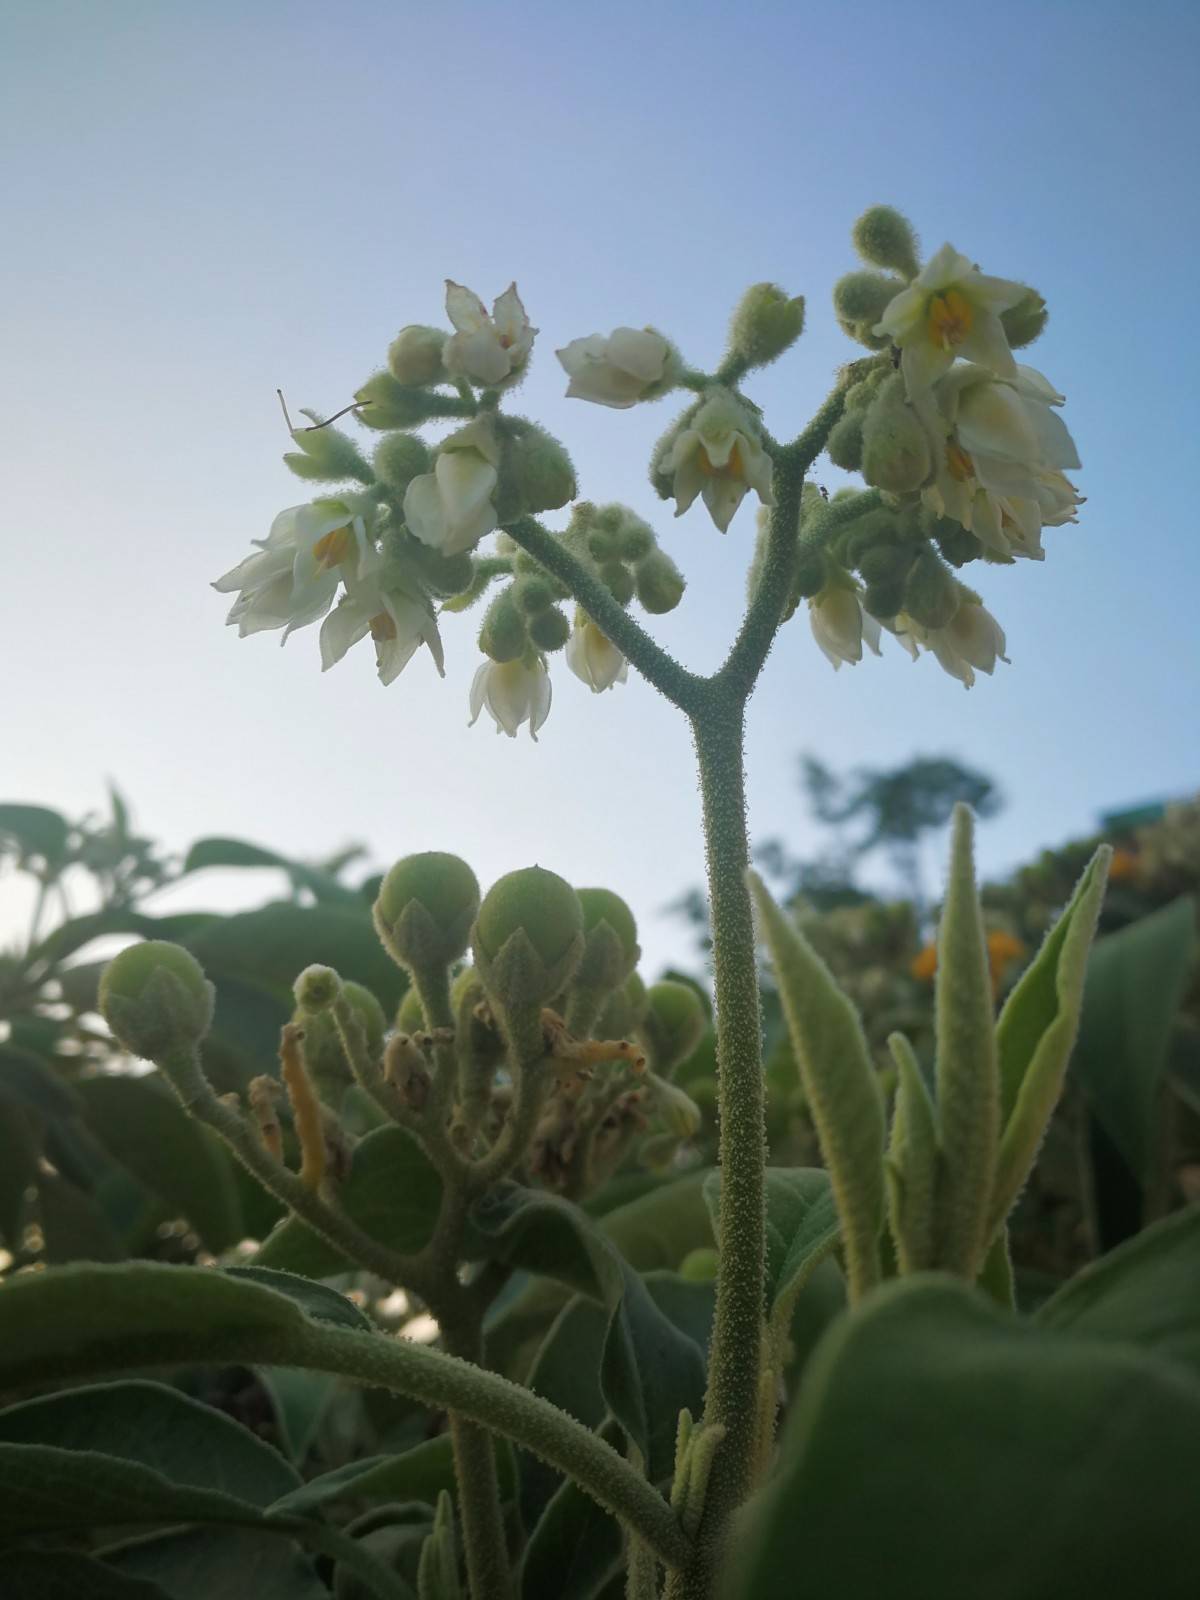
[440,1305,512,1600]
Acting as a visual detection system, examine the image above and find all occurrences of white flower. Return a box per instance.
[469,656,552,739]
[808,585,882,670]
[403,422,501,556]
[565,611,628,691]
[213,499,378,641]
[924,364,1083,559]
[660,392,774,533]
[556,327,671,408]
[443,281,536,387]
[893,593,1008,689]
[319,572,444,685]
[874,244,1026,401]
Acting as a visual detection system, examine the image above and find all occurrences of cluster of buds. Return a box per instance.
[812,206,1083,687]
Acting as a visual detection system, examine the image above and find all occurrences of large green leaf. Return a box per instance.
[520,1296,610,1530]
[225,1265,375,1331]
[0,802,70,868]
[1,1549,171,1598]
[0,1092,39,1245]
[703,1167,839,1327]
[103,1529,328,1600]
[251,1125,442,1276]
[0,1042,80,1120]
[733,1276,1200,1599]
[76,1074,243,1252]
[520,1470,624,1600]
[1072,895,1197,1180]
[597,1168,715,1271]
[37,1170,125,1263]
[465,1183,705,1479]
[182,837,359,906]
[0,1380,299,1506]
[1036,1204,1200,1377]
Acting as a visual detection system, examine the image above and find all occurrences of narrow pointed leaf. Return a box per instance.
[885,1034,939,1273]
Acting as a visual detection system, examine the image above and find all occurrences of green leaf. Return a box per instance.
[76,1074,243,1252]
[884,1034,939,1273]
[748,871,885,1299]
[0,1261,305,1392]
[251,1125,442,1276]
[104,1529,328,1600]
[931,805,999,1276]
[258,1366,339,1465]
[989,847,1112,1228]
[0,1042,80,1120]
[520,1471,624,1600]
[734,1276,1200,1599]
[200,973,293,1092]
[0,1091,39,1245]
[1070,893,1196,1181]
[182,837,358,906]
[271,1433,515,1518]
[1036,1204,1200,1378]
[703,1167,839,1327]
[38,1170,126,1263]
[225,1265,375,1330]
[0,1550,171,1599]
[466,1184,706,1478]
[0,1380,299,1505]
[596,1169,715,1272]
[0,801,70,868]
[519,1296,610,1529]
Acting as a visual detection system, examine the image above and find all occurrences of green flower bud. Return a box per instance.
[301,980,386,1094]
[861,374,933,494]
[478,588,528,663]
[726,282,806,372]
[792,543,829,601]
[863,576,906,619]
[851,205,921,280]
[599,560,635,606]
[396,986,426,1033]
[617,517,654,563]
[833,271,903,330]
[902,549,959,628]
[293,964,342,1014]
[838,507,903,569]
[374,852,481,973]
[639,980,707,1075]
[856,542,916,587]
[512,573,555,615]
[373,433,433,498]
[575,888,641,994]
[404,539,475,600]
[648,1071,703,1139]
[634,548,686,614]
[387,324,448,387]
[826,411,865,472]
[1000,287,1048,349]
[354,372,449,430]
[451,965,506,1066]
[507,426,577,515]
[527,606,570,652]
[932,519,983,568]
[679,1247,719,1284]
[283,414,372,486]
[586,525,620,562]
[473,867,584,1010]
[99,941,214,1061]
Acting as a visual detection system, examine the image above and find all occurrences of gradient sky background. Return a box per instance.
[3,0,1198,975]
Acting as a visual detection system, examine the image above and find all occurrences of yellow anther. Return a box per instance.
[369,610,397,642]
[311,524,352,570]
[925,288,973,350]
[945,440,975,482]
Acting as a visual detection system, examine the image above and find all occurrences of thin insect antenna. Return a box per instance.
[276,389,295,433]
[302,400,368,431]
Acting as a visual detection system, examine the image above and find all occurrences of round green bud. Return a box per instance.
[354,371,447,430]
[639,980,707,1074]
[406,542,475,600]
[856,542,916,587]
[476,868,583,970]
[861,374,933,494]
[635,549,686,614]
[99,940,214,1060]
[512,574,555,615]
[851,206,921,280]
[387,324,448,387]
[933,520,983,568]
[509,427,577,515]
[599,560,635,606]
[726,282,806,371]
[826,411,865,473]
[373,433,432,498]
[586,526,620,562]
[294,964,342,1014]
[374,852,481,972]
[617,518,654,563]
[833,271,903,330]
[839,507,903,568]
[792,544,829,601]
[479,588,528,664]
[835,315,892,353]
[863,576,906,619]
[576,887,641,986]
[528,606,570,652]
[597,505,625,534]
[679,1247,719,1284]
[902,549,959,629]
[1000,287,1048,349]
[396,986,426,1033]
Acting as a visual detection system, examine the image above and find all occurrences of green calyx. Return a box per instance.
[639,980,707,1075]
[473,867,585,1010]
[374,852,481,972]
[1000,287,1048,349]
[574,887,641,996]
[354,371,461,430]
[283,413,372,486]
[726,282,806,372]
[99,940,214,1061]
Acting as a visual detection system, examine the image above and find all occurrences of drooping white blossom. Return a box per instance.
[660,392,774,533]
[213,499,379,641]
[893,593,1008,689]
[874,244,1025,401]
[403,421,501,556]
[469,656,552,739]
[556,327,671,408]
[808,585,882,670]
[565,610,628,691]
[443,282,536,387]
[319,572,444,685]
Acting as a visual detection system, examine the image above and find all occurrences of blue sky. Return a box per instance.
[2,0,1197,974]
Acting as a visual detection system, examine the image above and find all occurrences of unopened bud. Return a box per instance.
[598,560,635,605]
[387,324,448,387]
[374,853,481,972]
[574,887,640,996]
[473,867,584,1010]
[527,606,570,652]
[851,206,921,280]
[478,588,528,663]
[283,414,371,485]
[833,272,904,347]
[634,548,686,614]
[726,282,806,372]
[639,980,707,1075]
[861,373,933,493]
[354,371,447,430]
[512,574,555,615]
[1000,287,1049,349]
[99,941,214,1061]
[373,433,432,498]
[826,411,865,472]
[507,426,577,515]
[648,1071,703,1139]
[293,964,342,1014]
[902,549,959,628]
